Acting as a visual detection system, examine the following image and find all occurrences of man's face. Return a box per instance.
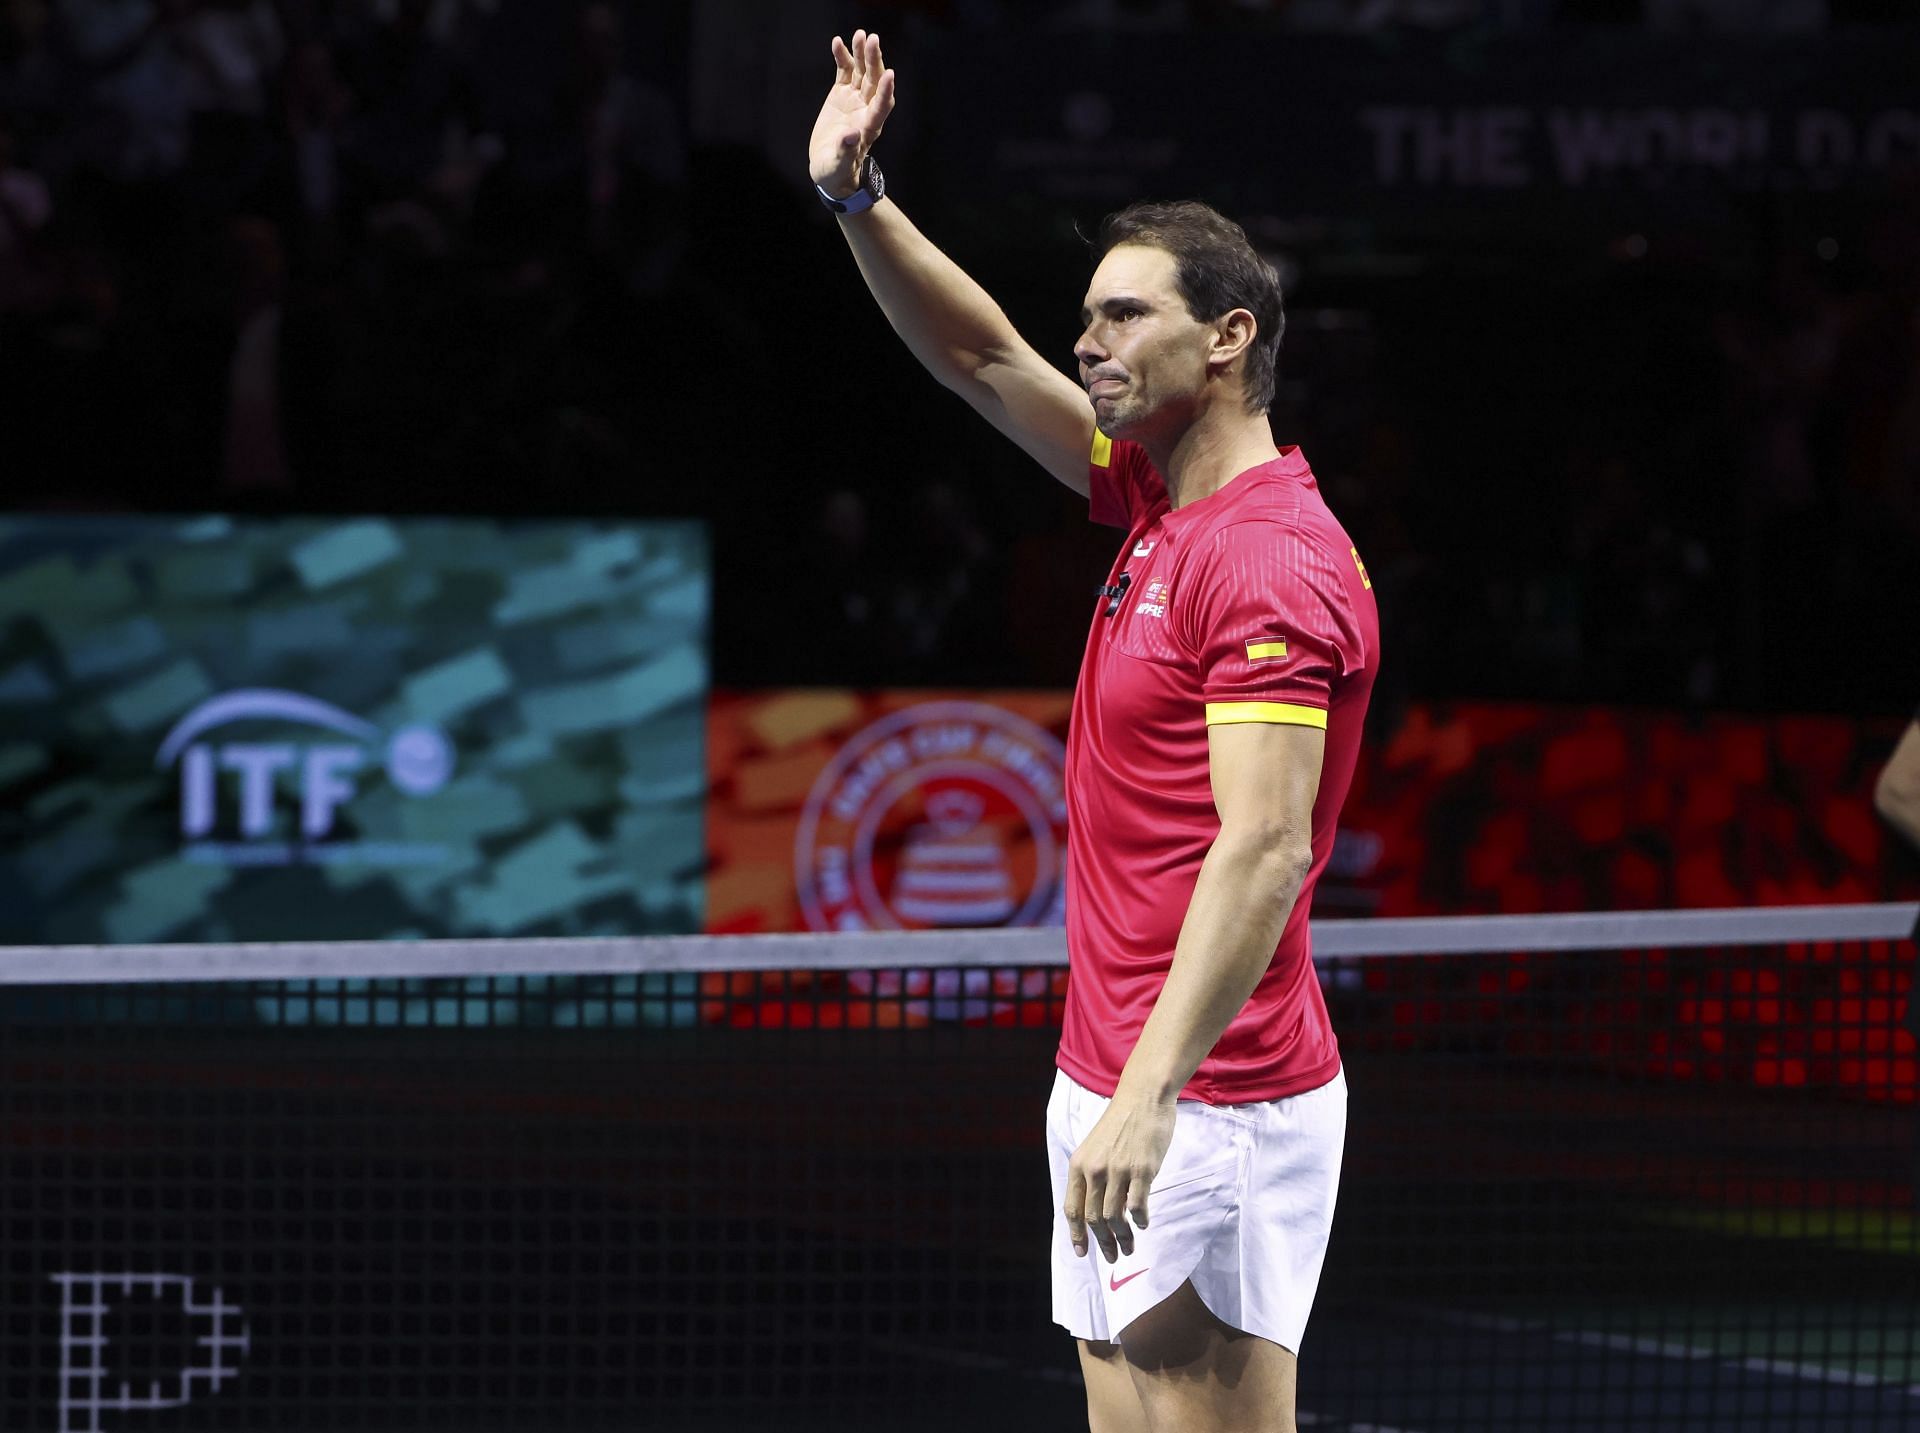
[1074,243,1210,440]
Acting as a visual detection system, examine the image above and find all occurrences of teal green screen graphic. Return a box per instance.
[0,516,708,944]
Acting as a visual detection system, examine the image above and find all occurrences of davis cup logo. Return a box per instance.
[796,702,1068,931]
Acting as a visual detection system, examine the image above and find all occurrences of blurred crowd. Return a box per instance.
[2,0,1916,712]
[903,0,1914,31]
[1,0,687,509]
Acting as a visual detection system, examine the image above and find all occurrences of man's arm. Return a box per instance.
[808,31,1094,496]
[1063,721,1324,1262]
[1874,718,1920,854]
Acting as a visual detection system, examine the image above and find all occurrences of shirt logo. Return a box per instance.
[1133,579,1169,619]
[1351,546,1372,590]
[1132,538,1156,557]
[1245,637,1288,663]
[1109,1268,1150,1291]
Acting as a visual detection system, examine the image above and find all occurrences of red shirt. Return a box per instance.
[1057,435,1380,1104]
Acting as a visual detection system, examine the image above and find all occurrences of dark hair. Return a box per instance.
[1091,201,1285,413]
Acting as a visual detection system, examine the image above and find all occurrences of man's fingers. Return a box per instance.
[1063,1167,1088,1257]
[1085,1170,1118,1263]
[831,34,853,83]
[1102,1174,1134,1258]
[1126,1179,1149,1255]
[871,33,888,88]
[864,32,883,97]
[867,71,895,136]
[849,28,867,85]
[1084,1196,1115,1263]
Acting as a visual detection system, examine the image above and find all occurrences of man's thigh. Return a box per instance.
[1116,1281,1299,1433]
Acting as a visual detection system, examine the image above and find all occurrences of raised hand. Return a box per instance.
[808,29,895,198]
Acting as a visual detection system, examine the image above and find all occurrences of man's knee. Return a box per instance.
[1079,1337,1149,1433]
[1088,1403,1146,1433]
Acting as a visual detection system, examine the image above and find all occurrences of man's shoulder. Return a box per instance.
[1217,474,1363,561]
[1171,506,1365,635]
[1185,504,1345,575]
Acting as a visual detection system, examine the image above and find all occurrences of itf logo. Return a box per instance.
[50,1274,249,1433]
[155,689,453,868]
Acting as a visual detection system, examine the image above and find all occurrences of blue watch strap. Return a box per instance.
[816,157,884,215]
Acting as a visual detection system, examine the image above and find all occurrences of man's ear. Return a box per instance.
[1209,308,1258,377]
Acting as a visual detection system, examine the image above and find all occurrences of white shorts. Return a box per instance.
[1046,1066,1346,1354]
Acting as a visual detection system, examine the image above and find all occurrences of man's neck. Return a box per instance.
[1137,405,1280,511]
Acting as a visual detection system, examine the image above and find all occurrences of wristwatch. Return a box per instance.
[816,155,885,215]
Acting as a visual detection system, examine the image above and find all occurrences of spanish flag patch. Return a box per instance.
[1245,638,1288,662]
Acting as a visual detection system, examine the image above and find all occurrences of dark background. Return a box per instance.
[3,0,1916,717]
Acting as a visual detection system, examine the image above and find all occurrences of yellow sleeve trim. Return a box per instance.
[1245,639,1288,661]
[1205,701,1328,729]
[1090,429,1113,468]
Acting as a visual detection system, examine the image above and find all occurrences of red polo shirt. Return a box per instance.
[1057,434,1380,1104]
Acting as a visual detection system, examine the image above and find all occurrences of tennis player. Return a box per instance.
[810,33,1378,1431]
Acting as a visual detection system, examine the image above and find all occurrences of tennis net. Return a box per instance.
[2,903,1916,1433]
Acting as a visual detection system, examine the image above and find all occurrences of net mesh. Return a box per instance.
[2,910,1916,1432]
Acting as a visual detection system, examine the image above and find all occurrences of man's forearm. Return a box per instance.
[837,201,1023,393]
[1875,722,1920,854]
[1114,832,1312,1105]
[1877,783,1920,852]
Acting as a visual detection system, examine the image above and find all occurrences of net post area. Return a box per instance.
[1,902,1916,1433]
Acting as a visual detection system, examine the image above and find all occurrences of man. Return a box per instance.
[808,32,1378,1431]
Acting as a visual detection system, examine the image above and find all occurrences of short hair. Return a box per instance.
[1091,201,1285,414]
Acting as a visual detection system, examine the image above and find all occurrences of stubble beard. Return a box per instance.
[1094,391,1143,440]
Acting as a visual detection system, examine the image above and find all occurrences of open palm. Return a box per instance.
[808,30,896,196]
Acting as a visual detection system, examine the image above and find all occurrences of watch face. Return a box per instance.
[866,159,885,201]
